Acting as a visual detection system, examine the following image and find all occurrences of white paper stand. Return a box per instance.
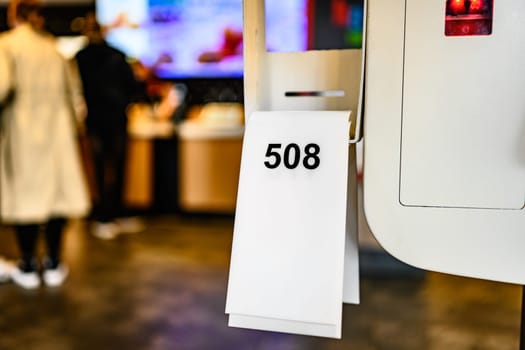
[344,142,360,305]
[225,110,354,338]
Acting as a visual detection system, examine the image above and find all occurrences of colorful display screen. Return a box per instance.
[96,0,244,79]
[445,0,494,36]
[265,0,364,52]
[96,0,365,78]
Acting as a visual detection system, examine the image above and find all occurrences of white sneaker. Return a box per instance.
[11,266,40,290]
[43,265,69,287]
[116,217,145,234]
[92,222,119,240]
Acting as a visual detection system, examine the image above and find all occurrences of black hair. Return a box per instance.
[14,1,42,21]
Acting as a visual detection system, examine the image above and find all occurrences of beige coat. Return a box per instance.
[0,24,90,223]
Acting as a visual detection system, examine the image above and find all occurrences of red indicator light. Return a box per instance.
[470,0,483,12]
[450,0,465,13]
[445,0,493,36]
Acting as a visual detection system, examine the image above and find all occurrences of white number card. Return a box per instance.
[225,110,353,338]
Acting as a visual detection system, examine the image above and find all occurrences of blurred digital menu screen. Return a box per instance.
[96,0,364,78]
[265,0,364,52]
[97,0,243,79]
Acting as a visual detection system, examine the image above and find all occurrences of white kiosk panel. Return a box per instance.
[364,0,525,284]
[400,0,525,209]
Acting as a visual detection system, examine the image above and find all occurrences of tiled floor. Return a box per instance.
[0,215,522,350]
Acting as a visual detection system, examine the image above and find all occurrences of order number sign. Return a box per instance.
[227,110,351,337]
[264,143,321,170]
[235,110,350,191]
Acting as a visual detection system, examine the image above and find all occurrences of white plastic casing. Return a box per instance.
[243,0,364,138]
[364,0,525,283]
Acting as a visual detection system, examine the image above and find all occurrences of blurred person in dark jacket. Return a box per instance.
[75,13,144,240]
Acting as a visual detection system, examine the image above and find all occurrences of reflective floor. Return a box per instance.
[0,215,522,350]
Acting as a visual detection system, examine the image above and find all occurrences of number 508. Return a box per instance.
[264,143,320,170]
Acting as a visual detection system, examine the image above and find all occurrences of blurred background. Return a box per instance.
[0,0,522,349]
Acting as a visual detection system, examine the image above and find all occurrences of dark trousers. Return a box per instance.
[88,130,128,223]
[14,217,66,270]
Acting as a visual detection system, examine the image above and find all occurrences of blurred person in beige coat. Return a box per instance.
[0,0,90,289]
